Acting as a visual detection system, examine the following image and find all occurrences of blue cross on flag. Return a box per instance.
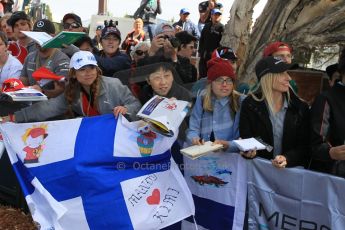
[0,114,195,229]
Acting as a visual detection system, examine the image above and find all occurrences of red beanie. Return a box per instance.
[207,58,236,82]
[263,41,292,57]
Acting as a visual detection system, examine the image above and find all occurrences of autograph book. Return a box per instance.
[0,87,47,102]
[137,96,190,137]
[21,31,85,48]
[180,141,223,160]
[233,138,266,152]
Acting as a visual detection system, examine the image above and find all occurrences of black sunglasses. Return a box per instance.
[135,50,147,56]
[63,22,81,29]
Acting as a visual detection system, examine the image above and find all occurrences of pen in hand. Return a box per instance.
[192,137,204,145]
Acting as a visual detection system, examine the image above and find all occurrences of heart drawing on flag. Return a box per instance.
[146,188,160,205]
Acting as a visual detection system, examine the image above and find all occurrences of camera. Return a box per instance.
[160,35,181,48]
[104,20,118,27]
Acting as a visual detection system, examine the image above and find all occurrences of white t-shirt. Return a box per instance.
[0,54,23,85]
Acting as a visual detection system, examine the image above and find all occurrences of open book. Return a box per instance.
[180,141,223,160]
[233,138,266,152]
[21,31,85,48]
[0,87,48,101]
[137,96,190,137]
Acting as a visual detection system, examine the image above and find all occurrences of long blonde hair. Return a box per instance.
[203,83,241,117]
[64,66,102,117]
[250,73,290,113]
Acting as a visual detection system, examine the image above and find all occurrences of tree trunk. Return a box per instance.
[222,0,345,84]
[220,0,259,68]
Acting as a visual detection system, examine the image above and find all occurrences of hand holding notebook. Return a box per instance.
[180,141,223,160]
[233,138,266,152]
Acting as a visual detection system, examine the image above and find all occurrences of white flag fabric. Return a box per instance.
[0,114,194,230]
[248,158,345,230]
[0,133,4,159]
[182,152,247,230]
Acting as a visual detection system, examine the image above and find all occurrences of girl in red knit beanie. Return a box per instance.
[187,57,245,151]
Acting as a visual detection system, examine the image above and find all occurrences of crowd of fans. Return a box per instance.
[0,0,344,183]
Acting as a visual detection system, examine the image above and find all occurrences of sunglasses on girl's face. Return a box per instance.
[63,22,81,29]
[135,50,148,56]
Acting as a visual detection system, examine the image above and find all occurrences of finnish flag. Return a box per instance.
[0,114,195,230]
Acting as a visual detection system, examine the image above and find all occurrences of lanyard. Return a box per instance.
[81,91,100,116]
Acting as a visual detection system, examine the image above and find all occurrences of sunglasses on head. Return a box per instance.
[63,22,81,29]
[135,50,147,56]
[219,48,234,56]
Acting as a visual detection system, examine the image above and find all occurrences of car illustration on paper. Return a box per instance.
[191,175,228,187]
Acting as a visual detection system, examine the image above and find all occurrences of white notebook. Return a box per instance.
[180,141,223,160]
[233,138,266,152]
[1,87,48,101]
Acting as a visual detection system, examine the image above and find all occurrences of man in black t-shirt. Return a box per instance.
[198,8,224,78]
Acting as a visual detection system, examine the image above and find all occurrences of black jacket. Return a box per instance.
[176,55,197,84]
[239,92,310,167]
[137,55,196,84]
[198,22,224,58]
[198,21,224,78]
[310,83,345,175]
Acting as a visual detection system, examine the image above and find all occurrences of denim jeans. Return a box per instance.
[143,23,156,41]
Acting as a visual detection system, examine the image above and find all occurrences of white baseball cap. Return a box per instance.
[70,51,98,70]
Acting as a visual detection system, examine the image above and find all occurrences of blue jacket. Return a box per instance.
[187,91,245,152]
[173,19,200,40]
[95,50,131,77]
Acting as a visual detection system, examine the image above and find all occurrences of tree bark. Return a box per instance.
[222,0,345,83]
[220,0,258,67]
